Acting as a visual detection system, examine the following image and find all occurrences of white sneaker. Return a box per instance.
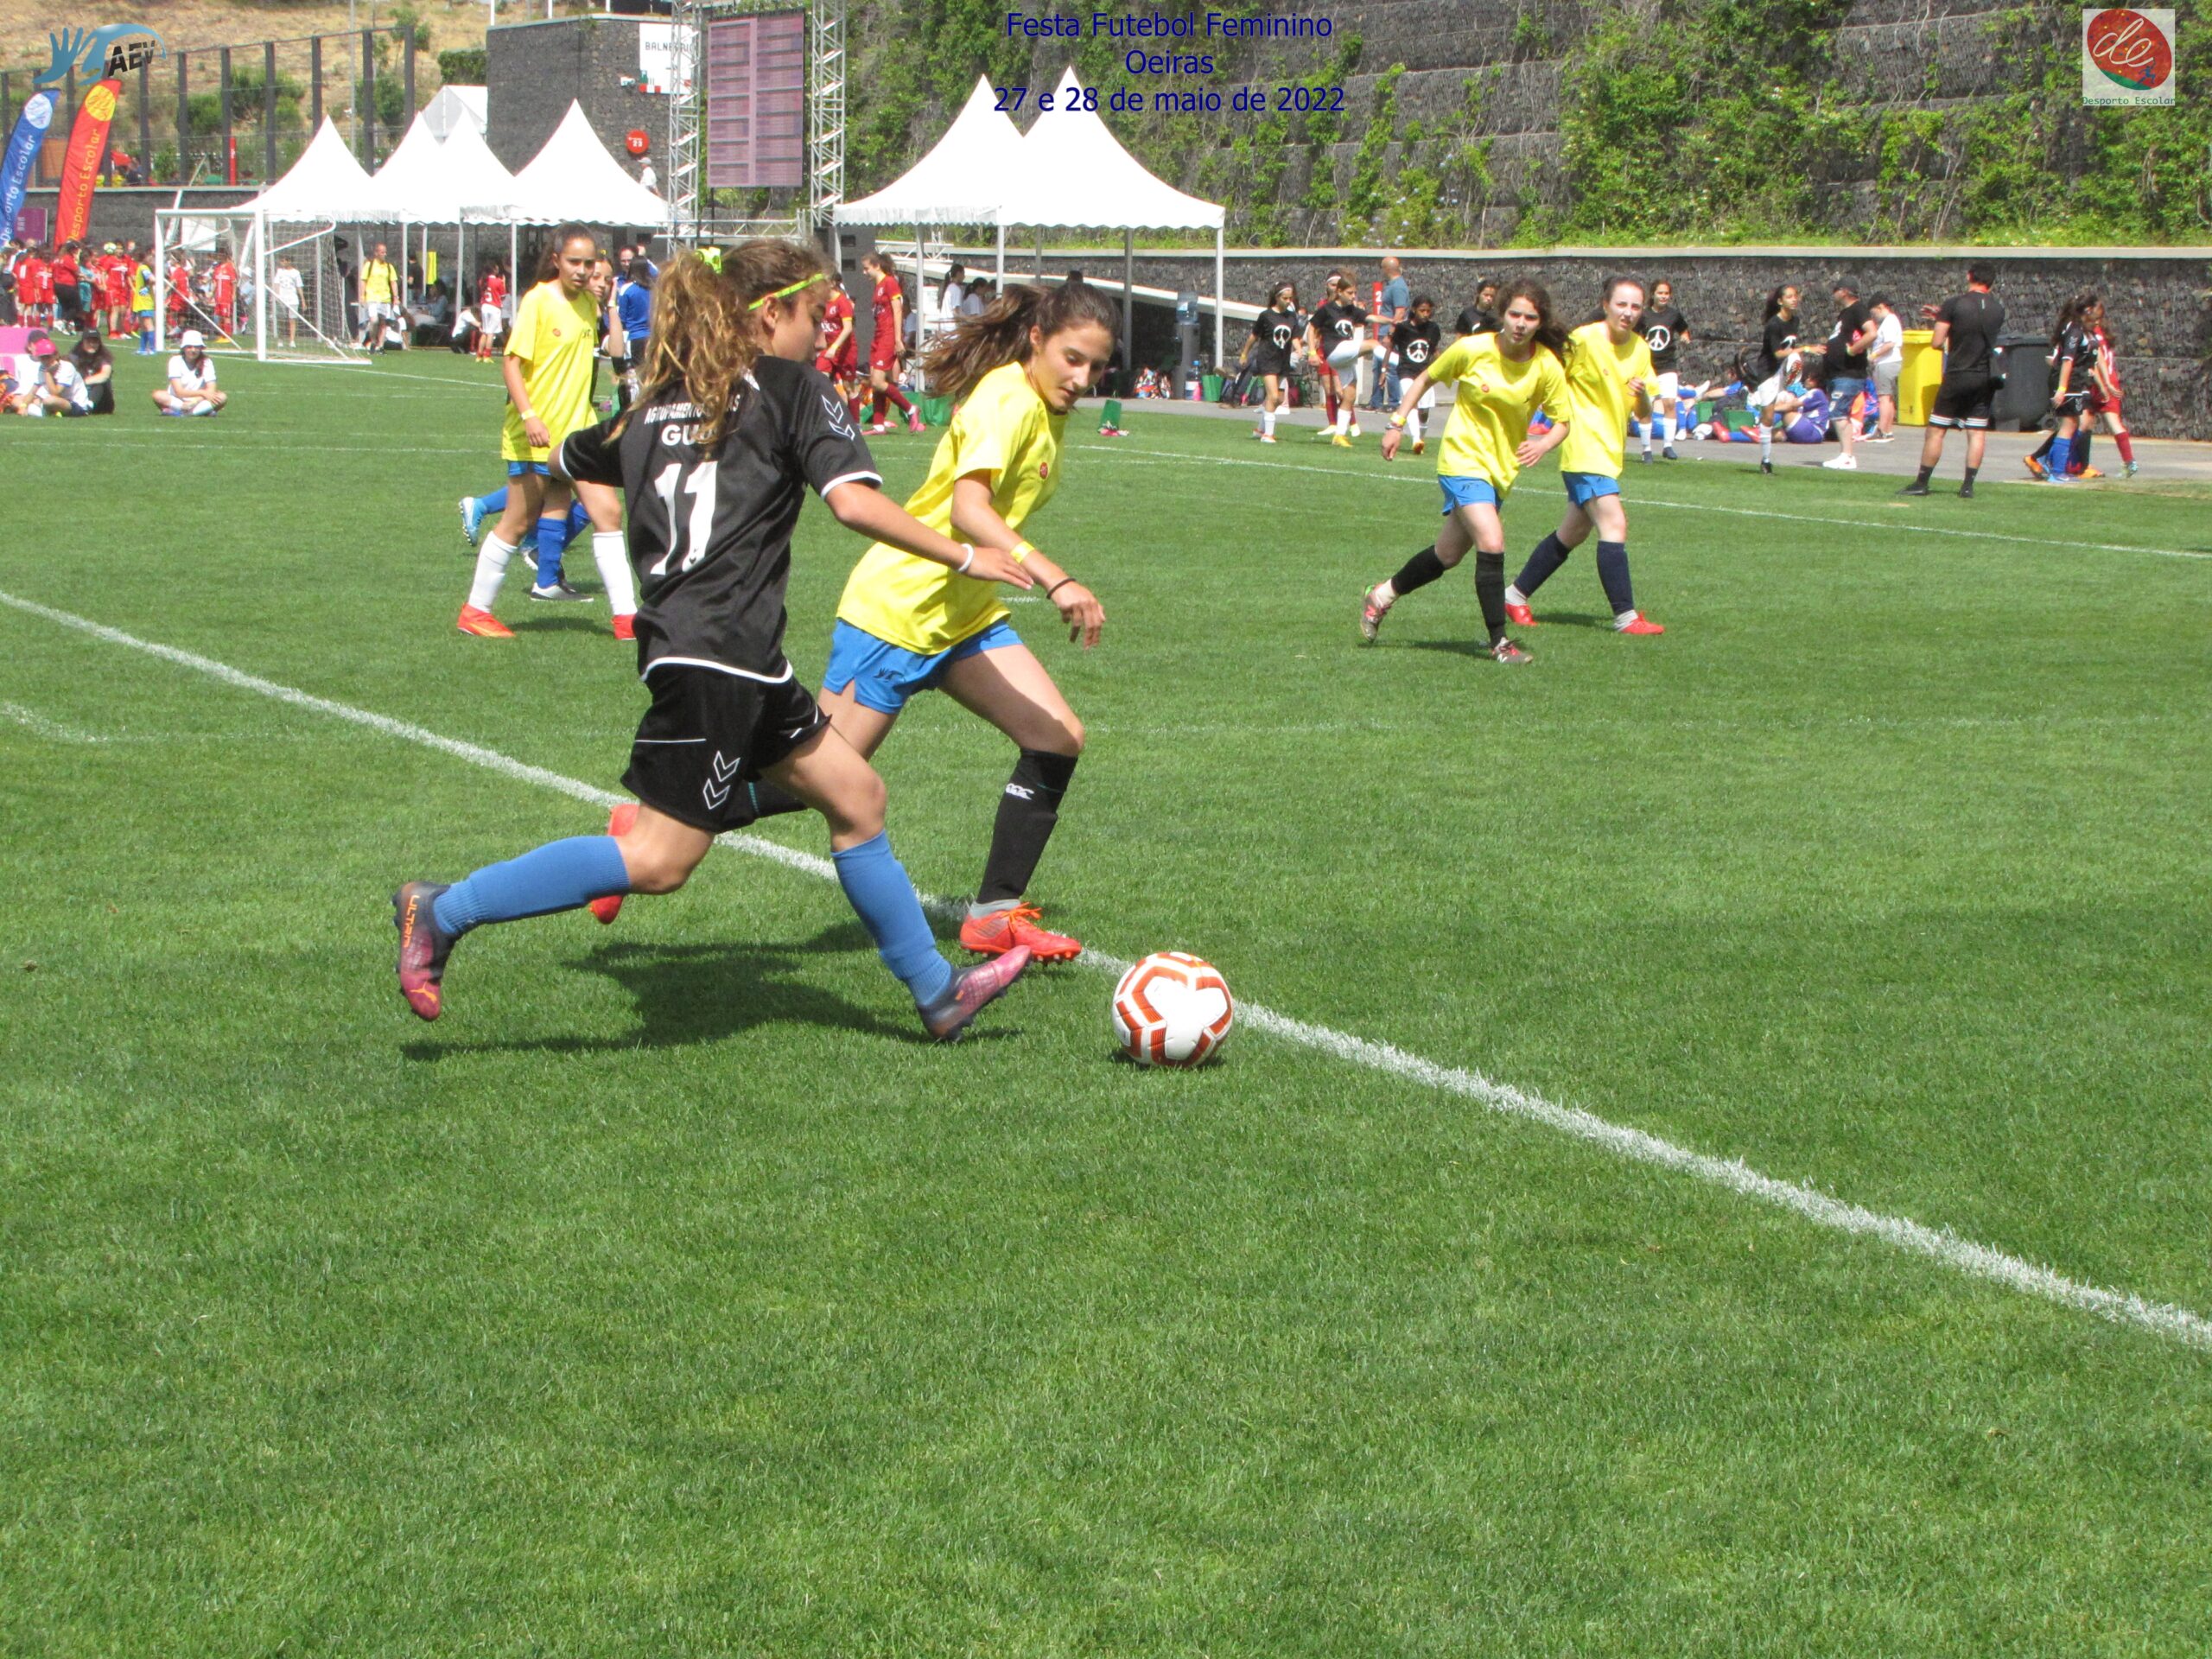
[1821,454,1857,470]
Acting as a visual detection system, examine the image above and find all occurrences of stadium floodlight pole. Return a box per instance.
[1214,226,1223,369]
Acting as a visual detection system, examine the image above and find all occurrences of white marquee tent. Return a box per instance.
[422,85,488,140]
[836,71,1228,365]
[243,116,392,222]
[508,101,670,229]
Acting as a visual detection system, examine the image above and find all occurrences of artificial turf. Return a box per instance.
[2,348,2209,1655]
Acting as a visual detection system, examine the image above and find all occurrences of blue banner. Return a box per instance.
[0,92,56,238]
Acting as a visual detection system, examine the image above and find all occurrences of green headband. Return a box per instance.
[747,273,826,311]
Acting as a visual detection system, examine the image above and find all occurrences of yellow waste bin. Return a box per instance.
[1897,328,1942,426]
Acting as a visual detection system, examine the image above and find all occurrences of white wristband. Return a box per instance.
[957,545,975,575]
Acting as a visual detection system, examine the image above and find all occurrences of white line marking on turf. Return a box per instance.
[0,699,107,742]
[3,582,2208,1357]
[1087,445,2212,564]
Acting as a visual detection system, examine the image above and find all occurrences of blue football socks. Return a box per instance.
[478,486,508,517]
[534,514,571,588]
[432,836,631,936]
[2046,435,2071,478]
[832,830,955,1006]
[568,501,590,538]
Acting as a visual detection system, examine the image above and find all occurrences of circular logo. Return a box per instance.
[85,85,118,122]
[2086,8,2173,91]
[23,91,54,131]
[625,129,651,156]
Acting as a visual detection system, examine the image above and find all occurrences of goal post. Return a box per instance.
[152,208,367,364]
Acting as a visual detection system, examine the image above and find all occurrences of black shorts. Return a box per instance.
[1249,353,1293,379]
[621,661,828,833]
[1929,373,1997,429]
[2053,389,2092,418]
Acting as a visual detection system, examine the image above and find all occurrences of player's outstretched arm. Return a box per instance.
[948,474,1103,648]
[821,480,1033,589]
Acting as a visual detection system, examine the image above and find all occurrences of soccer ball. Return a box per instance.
[1111,951,1234,1067]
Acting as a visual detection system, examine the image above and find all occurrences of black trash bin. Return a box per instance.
[1990,334,2054,431]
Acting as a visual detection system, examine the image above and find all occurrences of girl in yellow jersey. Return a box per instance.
[818,280,1116,961]
[1360,281,1573,664]
[1503,276,1666,636]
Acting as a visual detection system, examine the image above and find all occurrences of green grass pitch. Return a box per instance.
[3,349,2209,1656]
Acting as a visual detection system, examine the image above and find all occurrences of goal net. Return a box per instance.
[152,209,365,363]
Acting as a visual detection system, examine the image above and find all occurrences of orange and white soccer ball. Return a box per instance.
[1111,951,1234,1067]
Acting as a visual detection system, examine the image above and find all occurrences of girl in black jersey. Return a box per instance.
[1758,284,1801,381]
[1454,280,1500,338]
[1307,272,1371,444]
[1390,296,1444,454]
[1237,280,1302,443]
[393,241,1039,1041]
[2039,289,2100,486]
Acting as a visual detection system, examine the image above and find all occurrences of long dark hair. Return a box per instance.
[71,327,111,372]
[1496,278,1570,359]
[638,238,825,447]
[2051,288,2098,346]
[1587,274,1646,327]
[535,222,596,283]
[1266,280,1296,311]
[1764,283,1796,320]
[925,279,1121,402]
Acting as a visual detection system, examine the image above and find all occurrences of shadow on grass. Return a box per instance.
[506,612,614,635]
[400,930,999,1058]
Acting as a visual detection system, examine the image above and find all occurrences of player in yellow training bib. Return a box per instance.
[1360,280,1573,665]
[753,281,1110,962]
[1504,276,1666,636]
[456,223,637,639]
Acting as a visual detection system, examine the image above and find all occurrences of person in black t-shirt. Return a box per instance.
[1236,279,1303,442]
[1902,262,2005,498]
[393,243,1037,1041]
[1757,284,1800,382]
[1454,279,1500,339]
[1306,272,1371,443]
[1389,295,1446,453]
[1820,281,1875,472]
[1637,278,1692,461]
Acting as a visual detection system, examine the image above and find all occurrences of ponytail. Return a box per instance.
[535,222,595,284]
[637,238,826,447]
[924,278,1120,403]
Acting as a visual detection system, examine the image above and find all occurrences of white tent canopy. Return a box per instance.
[507,101,670,228]
[1015,68,1223,232]
[372,110,528,224]
[422,85,487,140]
[837,77,1027,226]
[835,70,1227,363]
[244,116,391,222]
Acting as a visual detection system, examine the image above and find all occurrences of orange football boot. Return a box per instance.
[589,801,639,924]
[612,613,636,641]
[457,605,513,639]
[958,902,1082,961]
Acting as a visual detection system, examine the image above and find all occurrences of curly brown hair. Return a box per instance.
[637,238,827,448]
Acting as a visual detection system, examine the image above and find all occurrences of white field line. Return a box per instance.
[3,582,2209,1357]
[0,700,107,742]
[1086,444,2212,563]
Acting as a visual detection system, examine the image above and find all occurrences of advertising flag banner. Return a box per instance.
[55,79,123,245]
[0,91,57,236]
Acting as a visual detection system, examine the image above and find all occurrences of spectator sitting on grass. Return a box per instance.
[71,327,114,415]
[152,329,226,416]
[22,336,92,416]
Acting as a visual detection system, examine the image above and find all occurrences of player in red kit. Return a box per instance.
[166,253,193,333]
[861,250,923,435]
[817,276,862,421]
[209,250,238,338]
[17,246,51,327]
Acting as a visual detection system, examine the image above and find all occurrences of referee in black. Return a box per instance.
[1902,262,2005,499]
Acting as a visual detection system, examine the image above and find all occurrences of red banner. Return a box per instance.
[54,79,121,246]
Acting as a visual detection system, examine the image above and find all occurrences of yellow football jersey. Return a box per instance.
[500,281,601,461]
[1424,334,1568,496]
[1555,320,1653,478]
[836,359,1064,655]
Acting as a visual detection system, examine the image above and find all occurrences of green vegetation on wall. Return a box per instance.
[843,0,2212,246]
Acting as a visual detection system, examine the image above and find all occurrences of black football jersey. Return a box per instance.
[1455,305,1499,337]
[1641,305,1688,372]
[1935,291,2005,379]
[561,354,880,677]
[1760,313,1800,377]
[1249,306,1300,365]
[1392,317,1443,372]
[1312,300,1366,346]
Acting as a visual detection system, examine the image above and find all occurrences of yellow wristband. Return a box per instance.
[1388,413,1407,429]
[1011,539,1037,563]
